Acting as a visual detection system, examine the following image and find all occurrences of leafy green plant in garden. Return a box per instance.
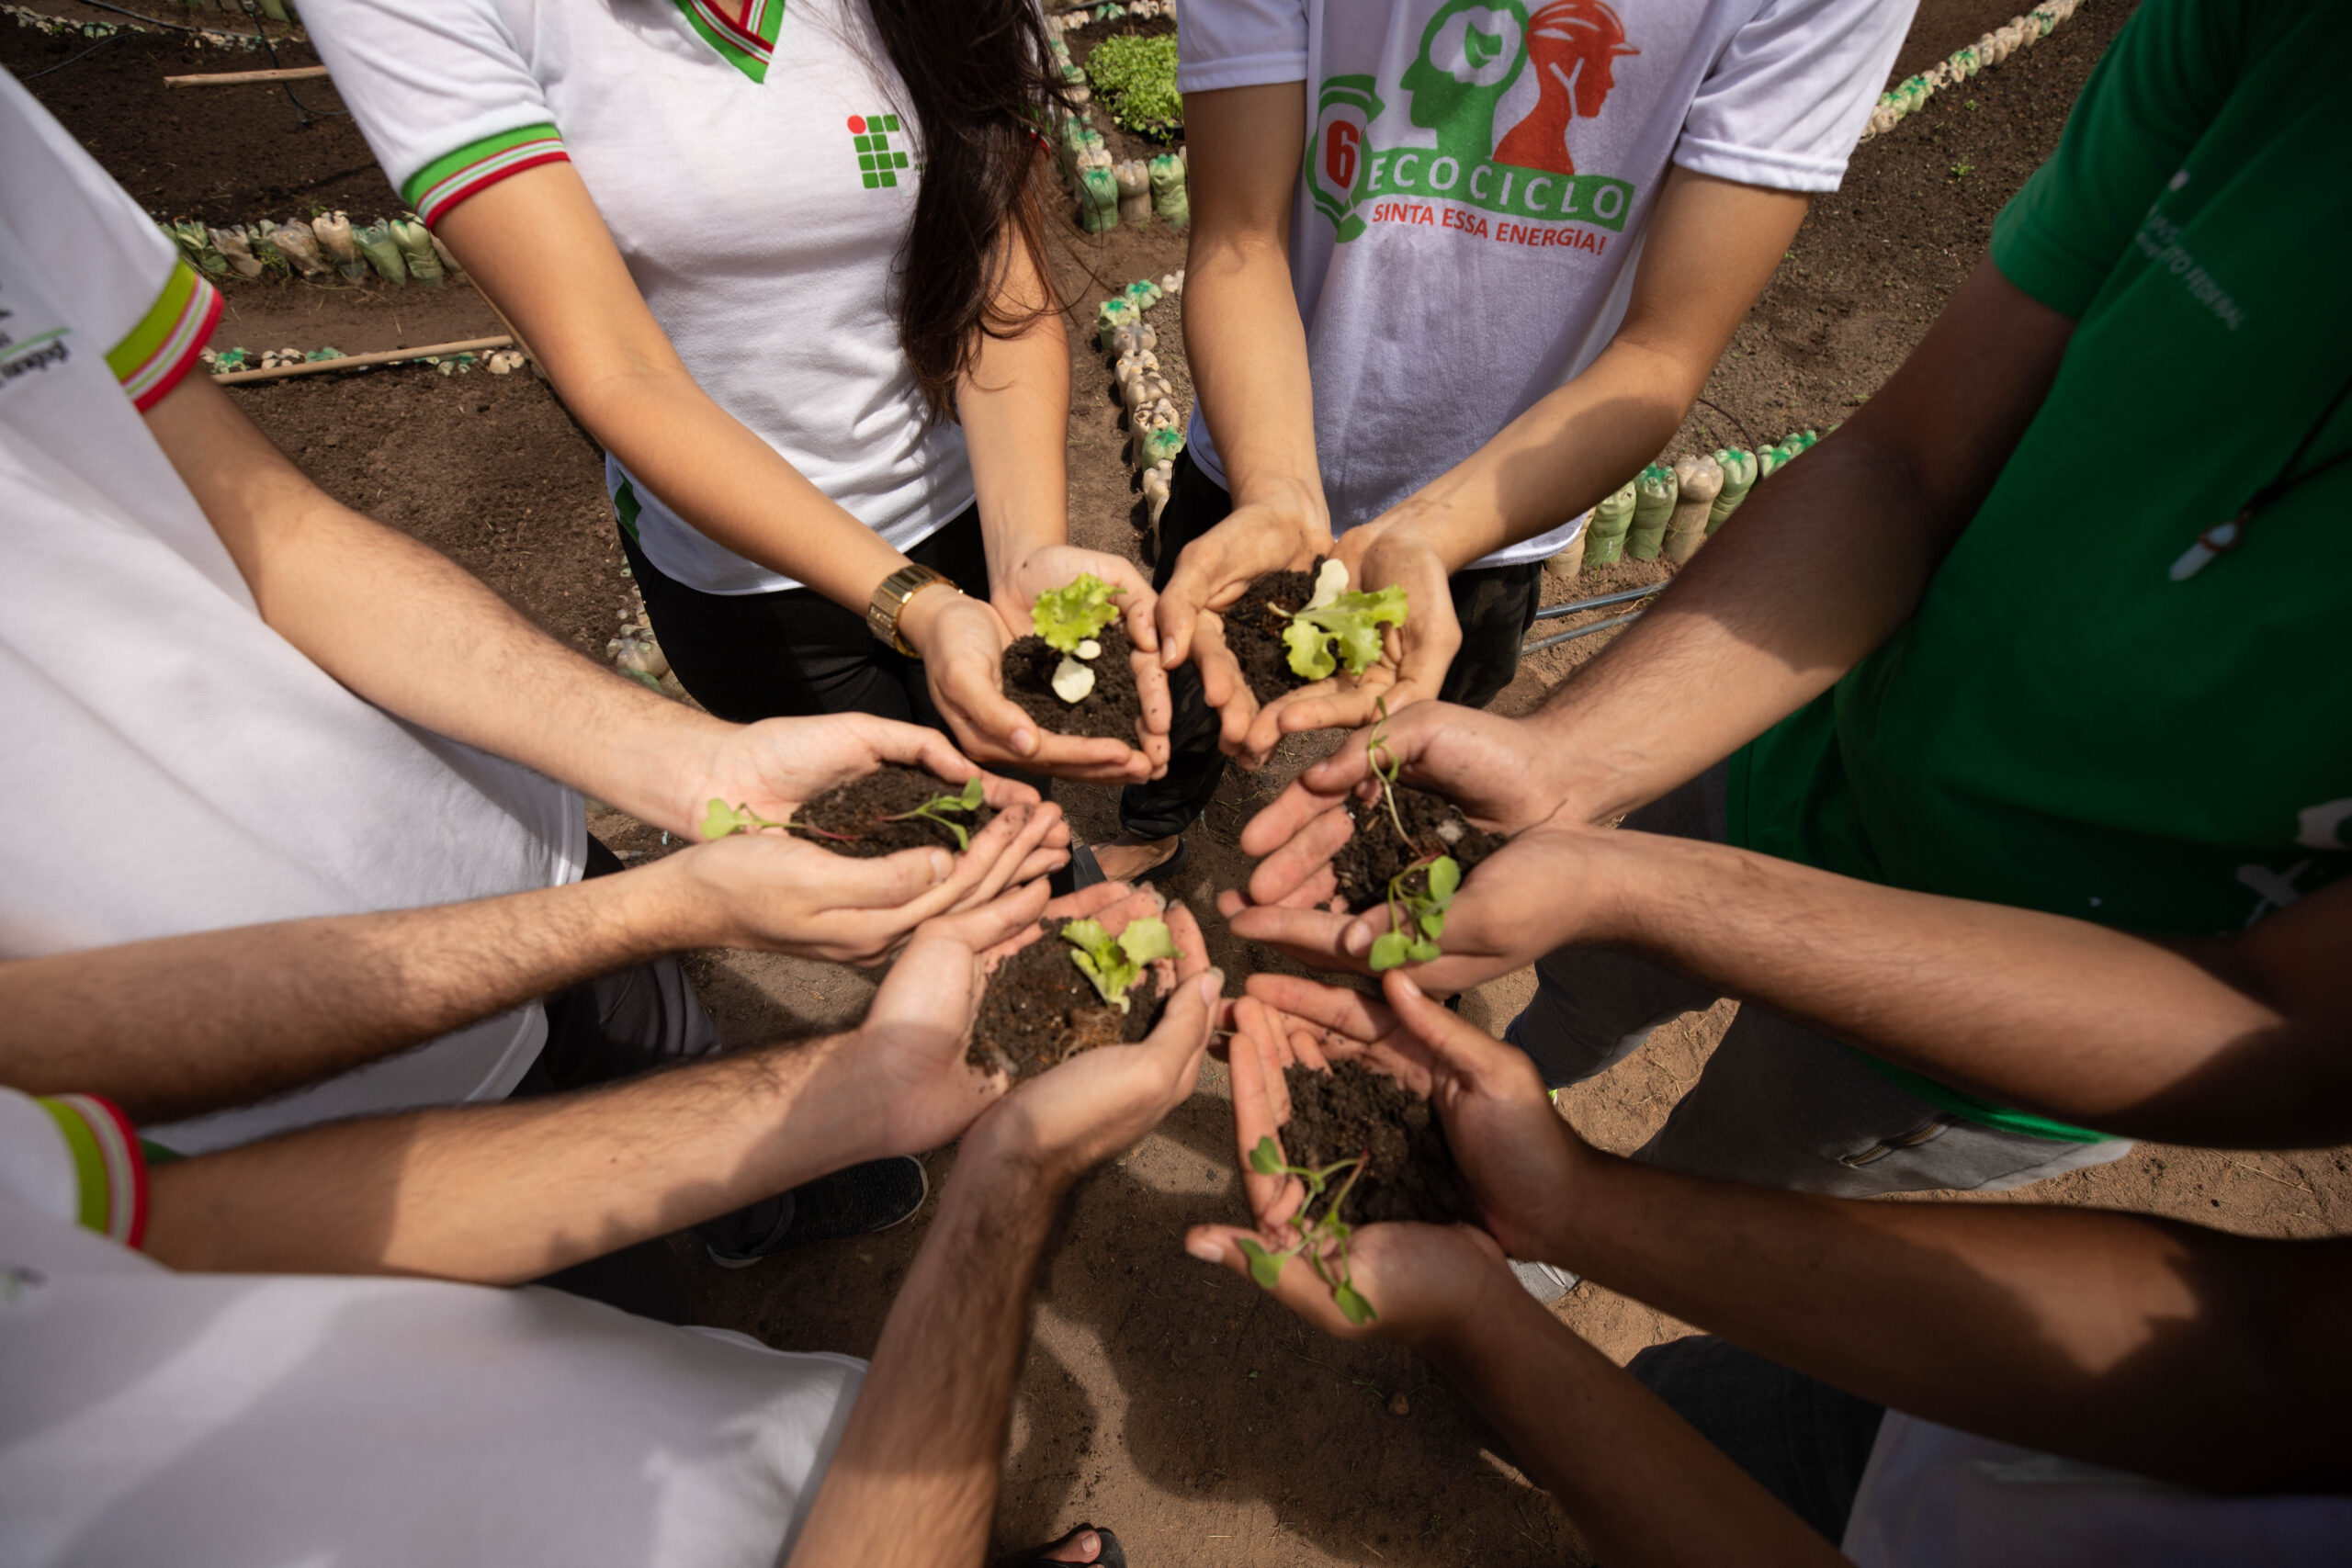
[1237,1137,1377,1325]
[699,775,986,850]
[1060,916,1177,1012]
[1085,33,1183,140]
[1032,574,1126,652]
[1280,583,1408,681]
[1363,702,1461,973]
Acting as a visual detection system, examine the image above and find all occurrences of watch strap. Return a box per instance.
[866,563,959,657]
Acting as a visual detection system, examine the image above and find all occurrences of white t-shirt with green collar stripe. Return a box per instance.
[0,69,581,1156]
[307,0,974,596]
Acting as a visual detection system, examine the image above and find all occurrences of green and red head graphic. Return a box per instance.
[1307,0,1638,243]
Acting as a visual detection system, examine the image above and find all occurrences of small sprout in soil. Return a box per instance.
[1363,702,1461,972]
[1237,1135,1378,1325]
[1061,915,1177,1013]
[700,774,987,851]
[1033,573,1127,654]
[1276,561,1408,682]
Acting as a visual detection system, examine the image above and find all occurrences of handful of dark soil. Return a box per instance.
[796,764,996,859]
[1001,619,1145,743]
[1280,1058,1474,1226]
[970,917,1166,1080]
[1329,784,1508,912]
[1220,559,1325,704]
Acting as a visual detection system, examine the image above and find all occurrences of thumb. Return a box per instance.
[1183,1224,1262,1276]
[1383,970,1524,1092]
[1146,967,1224,1064]
[829,845,956,909]
[869,926,982,1030]
[1157,588,1198,671]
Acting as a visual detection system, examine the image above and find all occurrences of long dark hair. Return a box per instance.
[864,0,1072,422]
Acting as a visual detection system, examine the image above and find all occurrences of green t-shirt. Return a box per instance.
[1727,0,2352,1143]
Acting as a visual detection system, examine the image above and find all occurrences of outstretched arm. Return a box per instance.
[1241,971,2352,1495]
[139,896,1054,1280]
[1,794,1064,1124]
[1251,170,1809,750]
[786,961,1221,1567]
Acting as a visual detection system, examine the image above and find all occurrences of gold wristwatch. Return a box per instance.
[865,563,960,657]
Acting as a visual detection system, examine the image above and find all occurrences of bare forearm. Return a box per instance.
[146,376,734,835]
[1528,262,2074,823]
[1377,339,1702,569]
[1425,1282,1842,1565]
[1586,830,2339,1145]
[147,1029,882,1280]
[0,869,699,1124]
[961,243,1073,602]
[788,1152,1065,1567]
[1556,1156,2352,1493]
[1185,230,1327,524]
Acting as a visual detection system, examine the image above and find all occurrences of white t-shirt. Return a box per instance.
[1844,1411,2352,1566]
[0,71,582,1154]
[1176,0,1911,567]
[305,0,976,595]
[0,1088,864,1568]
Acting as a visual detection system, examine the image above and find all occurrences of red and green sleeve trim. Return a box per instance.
[673,0,785,83]
[403,123,571,227]
[106,261,220,412]
[37,1094,148,1248]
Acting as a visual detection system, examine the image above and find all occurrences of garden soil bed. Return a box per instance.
[1280,1059,1475,1228]
[1002,619,1145,743]
[796,765,996,858]
[971,917,1165,1080]
[1329,784,1510,915]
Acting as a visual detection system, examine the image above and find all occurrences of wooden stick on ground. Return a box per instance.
[164,65,331,87]
[210,335,514,385]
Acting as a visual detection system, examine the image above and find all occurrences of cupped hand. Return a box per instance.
[1230,970,1594,1266]
[963,885,1222,1186]
[1155,499,1331,755]
[680,709,1046,833]
[846,885,1054,1156]
[913,584,1161,784]
[1232,518,1460,764]
[993,544,1175,777]
[661,787,1069,964]
[1179,977,1521,1347]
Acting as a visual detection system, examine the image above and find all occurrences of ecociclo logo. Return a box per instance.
[1307,0,1639,242]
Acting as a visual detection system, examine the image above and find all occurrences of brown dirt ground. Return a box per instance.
[43,4,2352,1562]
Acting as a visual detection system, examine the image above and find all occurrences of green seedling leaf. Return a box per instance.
[1237,1236,1289,1291]
[957,774,986,810]
[1418,908,1445,939]
[1116,917,1177,965]
[1032,574,1126,653]
[1426,855,1461,903]
[1369,931,1413,971]
[1280,585,1408,681]
[1248,1135,1286,1177]
[1408,938,1442,964]
[1060,917,1172,1013]
[701,798,747,839]
[1333,1281,1379,1325]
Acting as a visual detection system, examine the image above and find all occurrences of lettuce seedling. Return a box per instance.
[699,775,987,851]
[1363,702,1461,972]
[1033,574,1126,654]
[1060,915,1177,1013]
[1236,1135,1377,1325]
[1281,584,1408,682]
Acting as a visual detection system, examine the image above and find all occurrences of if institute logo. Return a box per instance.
[848,112,911,189]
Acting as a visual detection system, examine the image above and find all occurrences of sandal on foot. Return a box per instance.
[1004,1526,1126,1567]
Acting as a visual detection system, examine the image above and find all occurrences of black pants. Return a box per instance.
[618,503,992,727]
[1118,452,1544,840]
[1629,1335,1886,1546]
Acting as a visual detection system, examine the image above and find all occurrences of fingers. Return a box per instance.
[1103,560,1160,657]
[1180,1225,1361,1337]
[1243,799,1358,906]
[1130,647,1174,771]
[955,801,1067,908]
[867,922,985,1036]
[820,843,958,909]
[1162,900,1210,984]
[1246,972,1401,1043]
[1223,901,1372,976]
[1226,998,1302,1224]
[1382,971,1547,1101]
[919,877,1054,953]
[1189,613,1262,750]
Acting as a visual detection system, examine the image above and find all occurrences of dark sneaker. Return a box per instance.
[703,1156,930,1268]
